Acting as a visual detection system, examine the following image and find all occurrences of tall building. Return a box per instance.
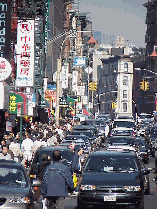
[93,31,102,44]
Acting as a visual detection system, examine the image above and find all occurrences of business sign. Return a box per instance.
[0,0,11,59]
[0,81,9,110]
[60,65,68,89]
[77,86,85,96]
[9,92,27,115]
[45,90,56,108]
[72,71,78,91]
[16,19,35,87]
[0,57,12,81]
[74,57,86,66]
[26,92,35,116]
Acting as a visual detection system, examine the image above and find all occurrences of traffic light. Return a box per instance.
[88,81,97,91]
[92,81,97,91]
[140,80,144,90]
[112,102,116,109]
[145,81,149,91]
[88,82,92,91]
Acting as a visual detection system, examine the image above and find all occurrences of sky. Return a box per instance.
[75,0,147,48]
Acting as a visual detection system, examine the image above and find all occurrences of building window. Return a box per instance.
[123,76,128,85]
[123,90,127,98]
[123,103,127,112]
[124,62,128,72]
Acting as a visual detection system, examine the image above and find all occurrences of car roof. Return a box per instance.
[65,135,88,139]
[89,150,136,157]
[36,145,72,152]
[0,159,23,168]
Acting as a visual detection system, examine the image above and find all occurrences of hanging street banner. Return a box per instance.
[72,71,78,91]
[74,57,86,66]
[77,86,85,96]
[0,57,12,81]
[16,19,35,87]
[60,65,68,89]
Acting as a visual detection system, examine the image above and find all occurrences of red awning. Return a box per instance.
[82,108,93,116]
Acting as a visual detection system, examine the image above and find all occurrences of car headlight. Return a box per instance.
[80,184,96,190]
[9,197,30,204]
[124,186,141,191]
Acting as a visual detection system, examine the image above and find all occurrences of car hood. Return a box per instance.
[82,172,140,187]
[0,185,30,198]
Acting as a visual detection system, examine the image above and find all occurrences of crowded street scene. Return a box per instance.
[1,0,157,208]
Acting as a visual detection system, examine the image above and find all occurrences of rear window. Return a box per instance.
[113,121,135,128]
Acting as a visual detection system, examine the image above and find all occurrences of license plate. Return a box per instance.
[104,195,116,201]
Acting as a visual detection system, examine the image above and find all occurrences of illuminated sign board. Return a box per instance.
[0,0,11,59]
[16,19,35,86]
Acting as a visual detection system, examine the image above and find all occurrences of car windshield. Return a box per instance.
[95,121,105,126]
[84,156,137,172]
[114,130,132,135]
[135,140,145,147]
[109,137,134,145]
[0,165,28,187]
[39,150,73,162]
[113,121,135,128]
[71,131,93,138]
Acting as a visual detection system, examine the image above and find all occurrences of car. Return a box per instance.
[113,118,136,129]
[62,135,92,153]
[29,145,74,180]
[77,150,149,208]
[134,137,149,164]
[111,127,136,137]
[0,159,40,208]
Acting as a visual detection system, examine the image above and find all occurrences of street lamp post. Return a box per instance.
[55,31,77,125]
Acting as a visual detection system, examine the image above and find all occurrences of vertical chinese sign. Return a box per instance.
[60,65,69,89]
[16,20,34,87]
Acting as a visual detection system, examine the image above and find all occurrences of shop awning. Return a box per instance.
[82,108,93,116]
[38,89,50,108]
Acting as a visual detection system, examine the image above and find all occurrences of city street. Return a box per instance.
[35,155,157,209]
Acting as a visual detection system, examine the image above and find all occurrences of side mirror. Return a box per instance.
[31,179,41,187]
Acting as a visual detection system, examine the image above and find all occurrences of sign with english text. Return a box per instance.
[0,0,11,59]
[16,20,35,87]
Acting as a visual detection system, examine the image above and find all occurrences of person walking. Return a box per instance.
[41,150,74,209]
[21,133,34,166]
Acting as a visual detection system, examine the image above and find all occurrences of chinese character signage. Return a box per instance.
[9,92,27,115]
[60,65,68,89]
[45,90,56,108]
[0,0,11,59]
[72,71,78,91]
[16,20,35,87]
[0,57,12,81]
[77,86,85,96]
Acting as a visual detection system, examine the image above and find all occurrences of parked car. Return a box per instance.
[0,159,40,208]
[77,150,149,208]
